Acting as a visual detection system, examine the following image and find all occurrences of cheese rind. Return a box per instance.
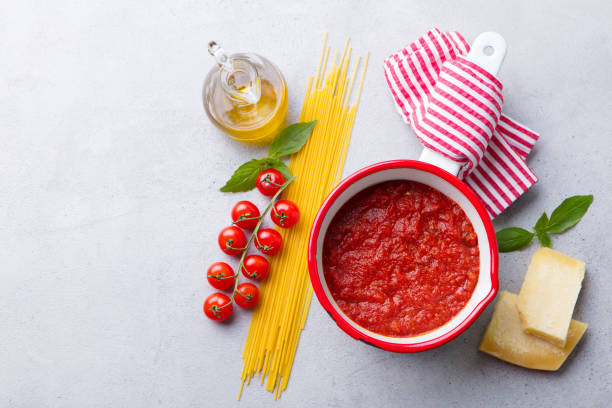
[517,247,585,347]
[479,291,587,371]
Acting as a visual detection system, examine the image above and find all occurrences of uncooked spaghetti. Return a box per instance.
[238,34,369,400]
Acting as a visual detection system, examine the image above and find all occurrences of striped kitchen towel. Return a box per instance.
[383,28,539,218]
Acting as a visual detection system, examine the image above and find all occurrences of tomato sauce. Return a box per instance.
[323,180,479,337]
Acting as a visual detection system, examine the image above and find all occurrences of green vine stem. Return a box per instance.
[262,174,285,188]
[218,175,295,308]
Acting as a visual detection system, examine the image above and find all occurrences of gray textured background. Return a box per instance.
[1,0,611,407]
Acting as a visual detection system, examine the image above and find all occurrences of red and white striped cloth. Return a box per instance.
[383,28,539,218]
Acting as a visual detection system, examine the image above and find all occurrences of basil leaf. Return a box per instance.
[220,159,266,192]
[544,195,593,234]
[268,121,317,158]
[265,158,291,180]
[537,231,551,247]
[534,212,549,232]
[496,227,535,253]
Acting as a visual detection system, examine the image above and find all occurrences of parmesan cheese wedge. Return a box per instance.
[517,248,585,347]
[479,291,587,370]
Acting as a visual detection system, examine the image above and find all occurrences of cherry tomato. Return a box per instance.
[241,254,269,280]
[206,262,235,290]
[218,226,247,256]
[271,200,300,228]
[203,292,233,321]
[256,169,285,196]
[255,228,282,255]
[231,201,261,230]
[235,283,259,309]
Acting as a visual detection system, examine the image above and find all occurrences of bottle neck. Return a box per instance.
[208,41,261,105]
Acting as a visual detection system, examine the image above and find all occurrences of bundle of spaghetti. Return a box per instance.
[238,34,369,400]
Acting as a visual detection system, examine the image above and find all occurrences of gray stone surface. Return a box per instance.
[2,0,611,406]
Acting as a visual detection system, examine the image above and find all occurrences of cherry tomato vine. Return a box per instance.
[206,121,317,321]
[206,175,296,320]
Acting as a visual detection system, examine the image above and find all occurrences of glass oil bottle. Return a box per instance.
[203,42,288,145]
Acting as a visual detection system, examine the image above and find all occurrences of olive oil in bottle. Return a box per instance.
[203,42,288,145]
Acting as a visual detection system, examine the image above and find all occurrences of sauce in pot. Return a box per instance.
[323,180,479,337]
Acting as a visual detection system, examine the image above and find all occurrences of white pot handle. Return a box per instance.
[418,32,507,176]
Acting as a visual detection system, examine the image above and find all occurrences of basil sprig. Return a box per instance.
[220,121,317,192]
[268,121,318,158]
[496,195,593,253]
[496,228,535,252]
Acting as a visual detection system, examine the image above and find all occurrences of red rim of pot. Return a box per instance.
[307,160,499,353]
